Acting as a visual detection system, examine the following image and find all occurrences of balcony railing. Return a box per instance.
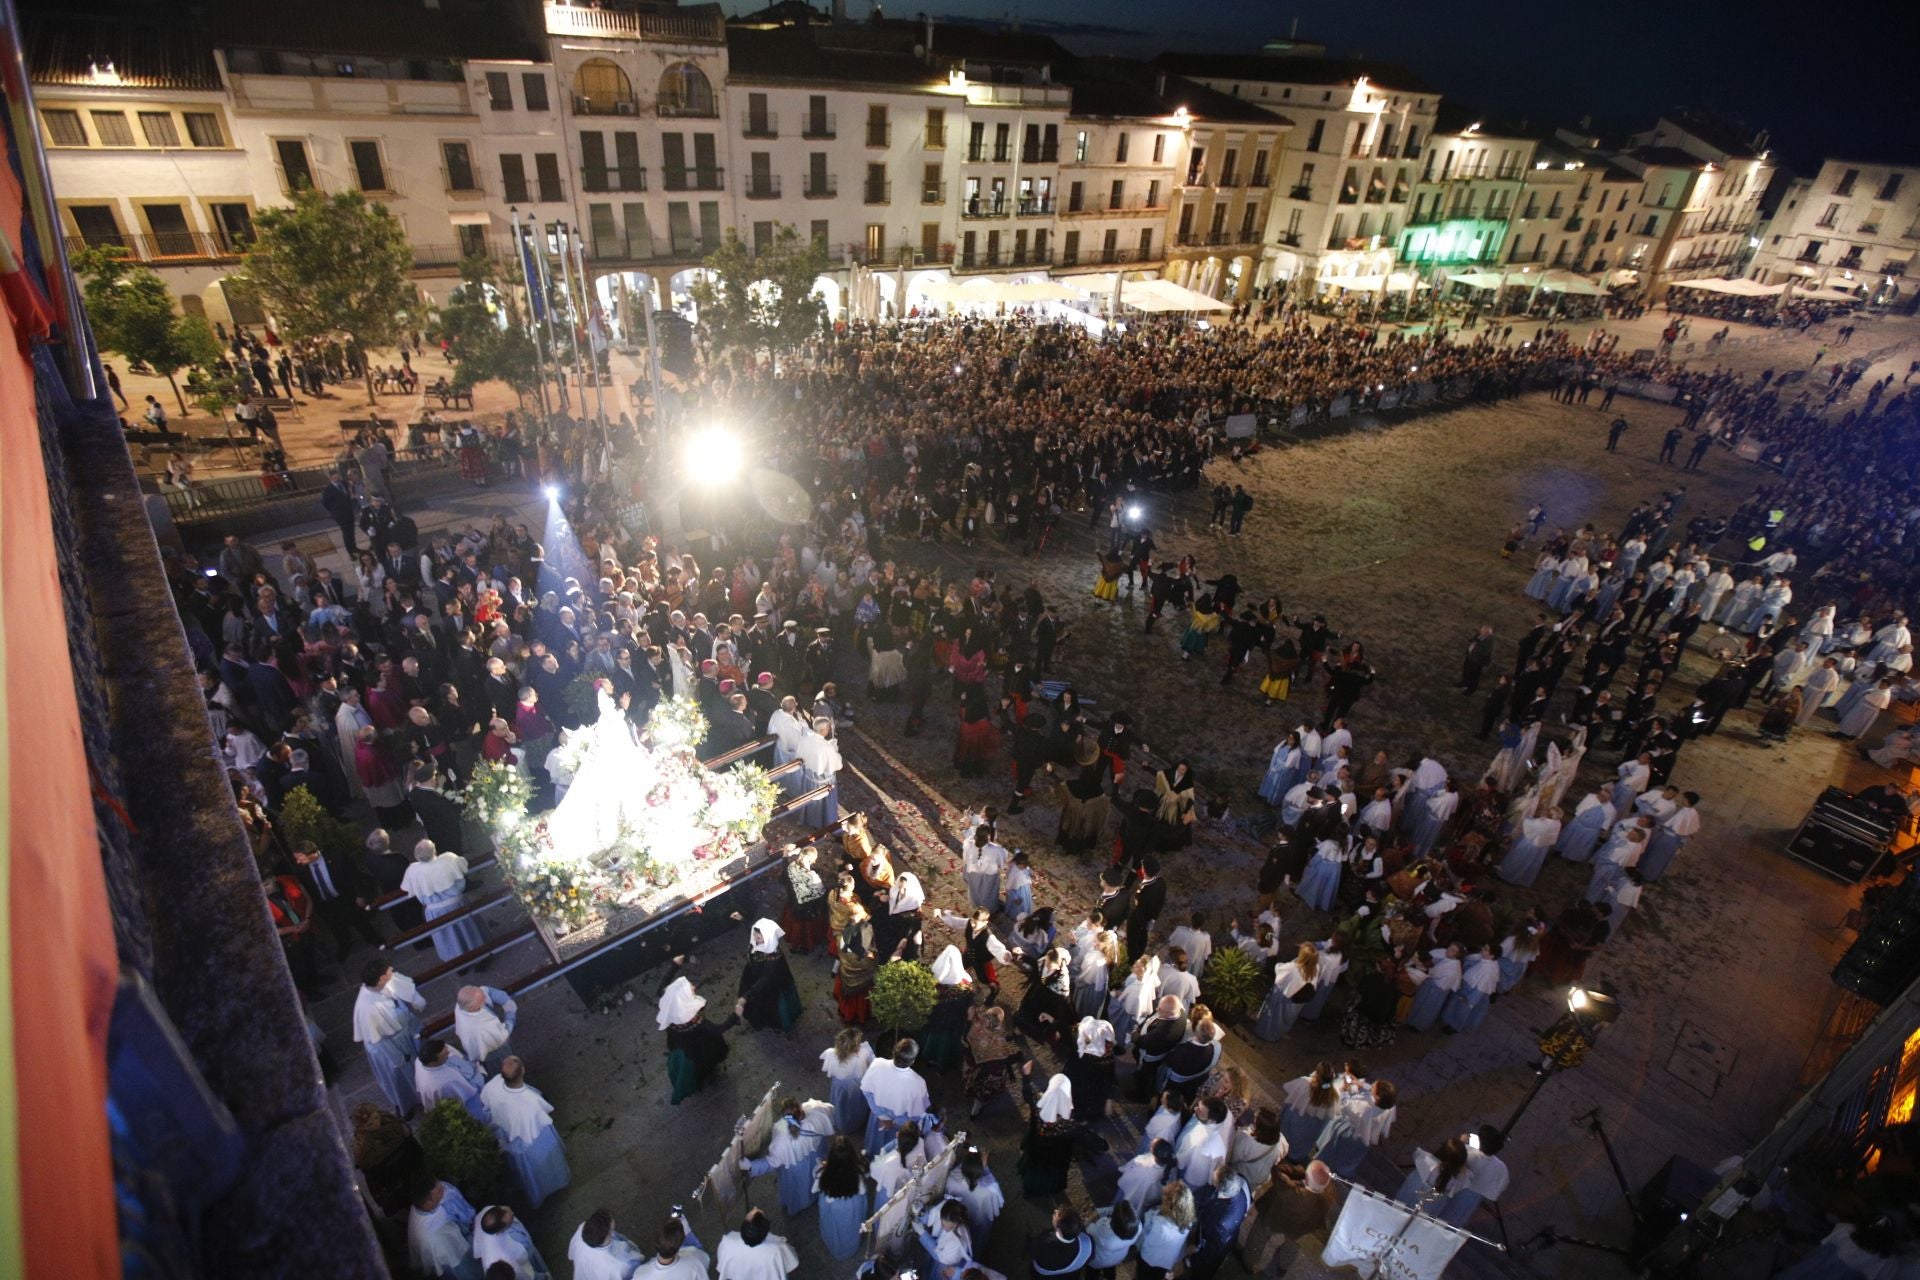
[1016,196,1054,216]
[743,111,778,138]
[1814,218,1838,229]
[1289,183,1312,200]
[1275,231,1302,247]
[962,196,1008,219]
[924,128,946,150]
[584,238,714,265]
[1337,189,1359,204]
[581,165,648,194]
[746,174,781,199]
[1059,196,1166,217]
[803,176,837,199]
[541,2,727,43]
[866,123,891,147]
[276,165,320,197]
[801,114,836,139]
[1249,172,1271,188]
[922,182,947,205]
[954,248,1054,273]
[410,243,477,271]
[64,231,244,263]
[1564,214,1582,231]
[1022,145,1060,164]
[657,98,719,119]
[537,178,565,203]
[1218,172,1240,188]
[1176,231,1261,249]
[863,180,891,205]
[504,178,566,203]
[1859,223,1881,235]
[661,165,724,192]
[443,167,484,197]
[1797,249,1822,263]
[572,94,637,117]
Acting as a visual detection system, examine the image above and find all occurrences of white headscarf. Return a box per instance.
[1076,1017,1115,1058]
[750,919,785,955]
[1037,1073,1074,1124]
[930,945,969,987]
[656,975,706,1029]
[889,872,925,916]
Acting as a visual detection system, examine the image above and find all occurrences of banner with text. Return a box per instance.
[1321,1185,1467,1280]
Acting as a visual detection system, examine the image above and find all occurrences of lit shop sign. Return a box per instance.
[1396,219,1508,265]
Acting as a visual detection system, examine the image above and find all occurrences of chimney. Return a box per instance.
[923,12,933,58]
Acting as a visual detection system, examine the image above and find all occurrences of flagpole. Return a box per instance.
[572,230,610,445]
[1326,1175,1508,1256]
[554,221,588,419]
[509,209,555,422]
[640,282,665,443]
[530,220,568,411]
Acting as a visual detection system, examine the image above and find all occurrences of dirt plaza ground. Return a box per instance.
[283,314,1920,1279]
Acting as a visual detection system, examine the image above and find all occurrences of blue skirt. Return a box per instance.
[1280,1105,1330,1158]
[1555,816,1606,863]
[1259,761,1299,805]
[1496,837,1549,887]
[1253,986,1306,1042]
[1496,953,1530,993]
[1300,976,1339,1022]
[777,1158,817,1217]
[1411,808,1448,857]
[1404,980,1452,1032]
[1525,569,1553,599]
[1639,831,1685,881]
[1298,859,1341,912]
[1312,1117,1368,1179]
[799,774,840,831]
[829,1075,868,1137]
[818,1191,869,1259]
[1442,986,1491,1033]
[1004,884,1033,921]
[365,1029,421,1116]
[503,1125,571,1210]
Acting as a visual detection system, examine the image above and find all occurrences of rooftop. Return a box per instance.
[205,0,546,62]
[1058,57,1291,126]
[22,7,224,91]
[1630,144,1714,170]
[724,25,943,90]
[1151,50,1439,98]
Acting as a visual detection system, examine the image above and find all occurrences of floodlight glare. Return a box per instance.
[543,484,560,500]
[686,426,744,486]
[1127,504,1143,521]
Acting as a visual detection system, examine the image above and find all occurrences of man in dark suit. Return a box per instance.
[362,828,424,935]
[1129,856,1167,963]
[291,839,384,961]
[1457,625,1495,694]
[321,472,358,553]
[1095,864,1133,933]
[408,761,467,855]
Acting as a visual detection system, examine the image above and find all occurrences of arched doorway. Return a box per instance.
[811,274,843,320]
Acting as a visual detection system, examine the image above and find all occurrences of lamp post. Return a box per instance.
[1481,984,1621,1156]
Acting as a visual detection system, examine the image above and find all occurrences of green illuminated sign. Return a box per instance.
[1396,219,1509,266]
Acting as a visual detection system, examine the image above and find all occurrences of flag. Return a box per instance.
[588,307,608,354]
[518,228,546,325]
[1321,1185,1468,1280]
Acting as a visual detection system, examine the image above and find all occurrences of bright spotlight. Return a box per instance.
[543,484,560,501]
[686,426,743,486]
[1568,988,1589,1011]
[1126,504,1143,521]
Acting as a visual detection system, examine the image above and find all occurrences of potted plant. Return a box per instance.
[869,960,938,1057]
[279,785,363,864]
[1200,945,1262,1027]
[416,1098,505,1205]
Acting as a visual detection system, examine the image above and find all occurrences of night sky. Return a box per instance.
[921,0,1917,173]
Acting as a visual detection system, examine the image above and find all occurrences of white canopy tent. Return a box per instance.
[1072,274,1232,313]
[1321,272,1425,293]
[1443,270,1507,291]
[1537,270,1601,295]
[1671,277,1782,297]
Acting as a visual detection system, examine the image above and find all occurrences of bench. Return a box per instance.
[428,387,475,410]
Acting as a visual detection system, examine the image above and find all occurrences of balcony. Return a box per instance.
[962,196,1009,219]
[409,243,477,272]
[921,182,947,205]
[801,114,836,139]
[64,231,243,263]
[745,174,781,199]
[954,248,1054,273]
[866,122,891,148]
[541,2,727,43]
[443,168,484,198]
[657,98,719,120]
[742,111,778,138]
[661,165,724,192]
[276,165,320,197]
[505,178,566,204]
[1496,165,1524,180]
[1348,144,1375,160]
[581,165,648,194]
[1177,231,1260,249]
[1814,217,1838,229]
[1218,172,1240,188]
[1337,188,1359,205]
[1289,183,1313,200]
[863,179,891,205]
[1859,222,1881,235]
[1564,214,1582,231]
[1275,231,1302,247]
[1016,196,1054,216]
[1021,145,1059,164]
[1838,251,1864,269]
[1249,172,1271,188]
[1797,248,1822,263]
[803,176,837,199]
[924,128,946,150]
[572,94,637,117]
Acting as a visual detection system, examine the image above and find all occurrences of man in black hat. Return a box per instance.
[802,627,835,703]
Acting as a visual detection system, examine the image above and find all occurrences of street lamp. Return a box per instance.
[684,425,744,486]
[1481,984,1621,1155]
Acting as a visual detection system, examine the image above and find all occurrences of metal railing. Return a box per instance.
[863,180,891,205]
[803,176,837,199]
[1016,196,1054,216]
[64,231,243,262]
[961,197,1008,219]
[153,446,457,524]
[955,248,1054,272]
[1021,145,1059,164]
[924,128,947,150]
[657,99,719,119]
[922,182,947,204]
[1218,172,1240,188]
[742,111,778,137]
[746,174,781,199]
[662,166,724,192]
[581,165,648,193]
[572,94,637,117]
[275,164,320,196]
[1249,172,1271,188]
[542,2,726,42]
[1289,183,1313,200]
[866,122,891,147]
[801,114,836,139]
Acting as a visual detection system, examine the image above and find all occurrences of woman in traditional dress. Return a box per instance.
[943,1146,1006,1254]
[914,1198,973,1280]
[880,872,926,962]
[835,915,879,1025]
[1253,944,1320,1043]
[814,1137,873,1259]
[1154,762,1199,851]
[1404,946,1463,1032]
[1260,636,1300,708]
[1258,732,1304,807]
[1341,957,1405,1050]
[1312,1077,1398,1180]
[739,919,804,1033]
[747,1096,835,1217]
[1496,914,1544,993]
[1136,1182,1196,1280]
[1296,838,1347,913]
[1179,598,1221,661]
[1057,735,1113,856]
[1067,1016,1119,1123]
[821,1028,875,1137]
[658,968,737,1105]
[1277,1063,1339,1157]
[1496,806,1563,887]
[962,1005,1022,1118]
[1074,930,1119,1020]
[868,616,907,699]
[1411,780,1460,858]
[1442,947,1502,1034]
[1525,551,1560,600]
[919,946,974,1072]
[952,685,1000,779]
[826,870,863,958]
[1093,552,1124,602]
[1300,933,1349,1022]
[1017,1068,1080,1195]
[1554,791,1615,864]
[782,845,830,954]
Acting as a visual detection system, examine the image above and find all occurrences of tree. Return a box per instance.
[688,224,829,355]
[239,189,416,405]
[72,245,224,415]
[437,255,541,400]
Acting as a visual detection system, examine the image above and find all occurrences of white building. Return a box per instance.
[1752,158,1917,311]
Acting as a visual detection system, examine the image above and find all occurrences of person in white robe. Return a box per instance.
[473,1203,551,1280]
[1869,616,1912,666]
[1697,568,1734,624]
[1399,757,1448,834]
[1357,788,1394,839]
[1442,950,1502,1033]
[1798,659,1842,724]
[870,1120,929,1202]
[454,985,518,1073]
[1586,828,1648,901]
[567,1212,646,1280]
[1411,784,1459,858]
[1496,809,1562,887]
[1404,947,1462,1032]
[767,697,807,797]
[407,1179,481,1279]
[1312,1080,1398,1179]
[415,1038,488,1120]
[638,1210,711,1280]
[859,1040,932,1155]
[355,961,426,1114]
[714,1211,800,1280]
[1258,738,1304,806]
[1555,791,1615,863]
[794,718,842,830]
[334,688,374,798]
[402,840,484,962]
[1634,786,1679,823]
[480,1057,571,1209]
[1610,755,1651,815]
[1175,1097,1231,1188]
[1638,795,1700,881]
[1280,772,1321,828]
[745,1098,837,1216]
[1841,679,1895,739]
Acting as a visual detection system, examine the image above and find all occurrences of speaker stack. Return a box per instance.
[1789,786,1896,885]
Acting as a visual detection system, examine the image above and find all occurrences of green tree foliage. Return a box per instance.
[438,255,541,399]
[1199,945,1263,1023]
[239,189,416,404]
[417,1098,505,1203]
[870,960,938,1036]
[71,245,224,415]
[277,786,363,864]
[688,224,829,355]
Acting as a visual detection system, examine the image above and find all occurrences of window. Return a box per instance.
[456,224,488,260]
[1210,204,1228,236]
[1221,148,1238,184]
[1137,228,1153,259]
[276,138,315,192]
[1881,173,1905,201]
[866,104,889,148]
[500,154,529,203]
[138,111,180,147]
[1304,119,1324,152]
[41,108,84,146]
[658,63,715,118]
[810,219,829,249]
[486,71,512,111]
[807,152,830,197]
[441,141,478,192]
[865,224,885,261]
[1108,179,1124,210]
[624,203,652,258]
[1146,180,1161,207]
[1178,204,1196,239]
[922,223,940,258]
[806,96,833,138]
[668,202,695,255]
[1067,181,1083,213]
[1062,229,1080,264]
[589,202,620,257]
[142,203,195,255]
[967,121,985,161]
[1074,130,1089,163]
[575,59,634,114]
[1102,228,1118,261]
[1835,168,1858,196]
[746,93,772,136]
[522,72,549,112]
[90,111,133,146]
[1115,132,1129,163]
[1152,133,1165,164]
[925,108,945,149]
[1241,203,1259,238]
[184,113,224,147]
[68,205,123,248]
[210,202,254,250]
[350,140,388,191]
[922,162,942,203]
[993,122,1010,163]
[962,229,977,265]
[535,153,563,202]
[753,221,774,256]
